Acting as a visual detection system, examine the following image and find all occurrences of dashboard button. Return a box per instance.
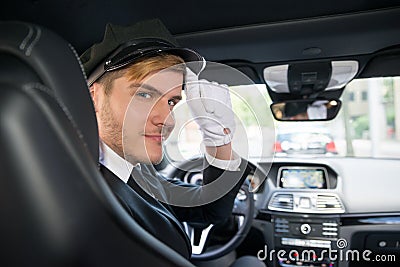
[378,241,387,247]
[299,197,311,208]
[300,223,312,235]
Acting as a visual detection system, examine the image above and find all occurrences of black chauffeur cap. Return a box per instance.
[80,19,205,86]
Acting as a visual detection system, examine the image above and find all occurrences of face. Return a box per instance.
[290,112,309,120]
[92,69,183,165]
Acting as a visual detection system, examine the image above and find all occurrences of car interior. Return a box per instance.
[1,1,400,267]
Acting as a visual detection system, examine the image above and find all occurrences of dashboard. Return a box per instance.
[167,156,400,267]
[252,157,400,267]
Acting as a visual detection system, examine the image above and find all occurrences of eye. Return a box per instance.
[136,91,152,99]
[168,99,180,108]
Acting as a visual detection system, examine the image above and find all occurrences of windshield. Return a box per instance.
[165,76,400,160]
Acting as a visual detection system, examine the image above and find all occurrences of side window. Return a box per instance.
[337,77,400,158]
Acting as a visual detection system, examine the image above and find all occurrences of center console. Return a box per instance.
[256,163,344,267]
[273,214,340,267]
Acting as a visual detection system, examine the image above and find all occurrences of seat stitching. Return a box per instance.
[25,26,41,56]
[68,43,89,82]
[21,82,86,147]
[19,24,34,51]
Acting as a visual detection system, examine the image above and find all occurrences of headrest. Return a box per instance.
[0,21,99,162]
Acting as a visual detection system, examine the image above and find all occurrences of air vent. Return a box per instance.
[269,194,294,211]
[267,192,345,214]
[316,194,344,213]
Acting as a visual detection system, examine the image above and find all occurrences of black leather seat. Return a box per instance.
[0,21,194,267]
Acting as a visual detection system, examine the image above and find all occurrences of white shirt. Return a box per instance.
[99,141,137,183]
[99,141,241,183]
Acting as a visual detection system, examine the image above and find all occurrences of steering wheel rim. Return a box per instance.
[166,157,255,261]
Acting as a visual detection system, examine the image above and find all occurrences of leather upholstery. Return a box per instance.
[0,21,194,267]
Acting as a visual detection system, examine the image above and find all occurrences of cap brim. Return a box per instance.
[87,46,205,86]
[151,47,205,74]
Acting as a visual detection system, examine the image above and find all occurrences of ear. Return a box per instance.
[89,83,101,112]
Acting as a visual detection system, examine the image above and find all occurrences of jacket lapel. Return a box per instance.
[100,164,191,258]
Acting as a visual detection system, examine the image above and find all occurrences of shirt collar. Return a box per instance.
[99,140,140,183]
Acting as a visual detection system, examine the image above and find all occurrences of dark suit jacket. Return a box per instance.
[100,159,250,259]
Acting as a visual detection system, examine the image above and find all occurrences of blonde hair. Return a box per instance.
[98,53,185,94]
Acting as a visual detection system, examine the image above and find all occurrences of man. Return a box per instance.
[80,19,264,266]
[284,102,309,120]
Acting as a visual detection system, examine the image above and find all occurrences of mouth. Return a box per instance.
[144,134,165,143]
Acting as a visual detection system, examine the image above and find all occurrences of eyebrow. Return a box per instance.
[129,83,182,101]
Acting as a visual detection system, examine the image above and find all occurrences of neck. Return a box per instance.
[102,138,124,159]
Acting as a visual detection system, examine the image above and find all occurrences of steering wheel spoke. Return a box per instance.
[183,222,214,255]
[237,215,245,228]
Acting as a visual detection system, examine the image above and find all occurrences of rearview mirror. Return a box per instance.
[270,99,341,121]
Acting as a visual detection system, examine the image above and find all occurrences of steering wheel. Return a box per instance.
[166,157,255,261]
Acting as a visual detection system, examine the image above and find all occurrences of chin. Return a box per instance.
[145,151,163,165]
[147,154,163,165]
[151,158,163,165]
[145,146,163,163]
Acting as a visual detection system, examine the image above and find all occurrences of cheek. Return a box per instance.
[111,95,136,125]
[124,108,147,133]
[113,107,126,125]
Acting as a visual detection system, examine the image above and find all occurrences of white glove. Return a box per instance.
[307,100,328,119]
[185,67,235,147]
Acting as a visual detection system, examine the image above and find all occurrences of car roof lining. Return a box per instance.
[1,1,400,53]
[2,1,400,82]
[177,7,400,76]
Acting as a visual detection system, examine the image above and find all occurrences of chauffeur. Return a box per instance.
[80,19,265,267]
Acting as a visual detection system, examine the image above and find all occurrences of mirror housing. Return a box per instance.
[264,61,358,95]
[270,99,341,121]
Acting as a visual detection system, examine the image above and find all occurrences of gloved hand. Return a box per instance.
[185,67,235,147]
[307,100,328,120]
